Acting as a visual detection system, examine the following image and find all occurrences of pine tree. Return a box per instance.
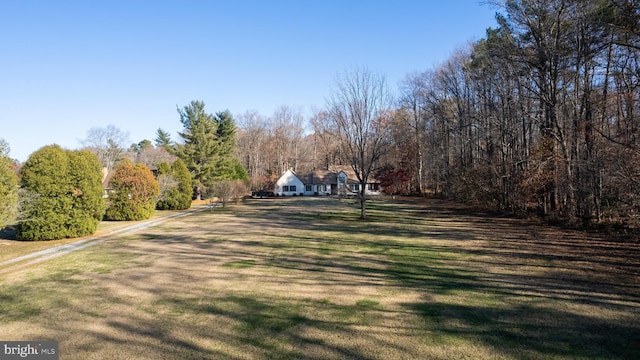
[212,110,242,181]
[174,101,218,197]
[174,101,247,198]
[154,128,173,148]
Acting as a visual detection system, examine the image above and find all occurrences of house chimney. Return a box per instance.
[307,174,313,184]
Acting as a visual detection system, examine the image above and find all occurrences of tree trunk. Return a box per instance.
[360,184,367,220]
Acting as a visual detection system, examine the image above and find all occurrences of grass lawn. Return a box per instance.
[0,208,192,267]
[0,197,638,359]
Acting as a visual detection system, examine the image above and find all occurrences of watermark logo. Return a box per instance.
[1,341,58,360]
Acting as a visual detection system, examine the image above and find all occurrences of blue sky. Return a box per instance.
[1,1,499,162]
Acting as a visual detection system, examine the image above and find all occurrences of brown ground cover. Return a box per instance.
[0,197,638,359]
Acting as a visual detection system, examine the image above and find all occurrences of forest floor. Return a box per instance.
[0,197,638,359]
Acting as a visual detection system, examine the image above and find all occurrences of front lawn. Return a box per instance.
[0,197,638,359]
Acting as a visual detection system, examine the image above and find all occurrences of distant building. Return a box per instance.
[274,166,382,196]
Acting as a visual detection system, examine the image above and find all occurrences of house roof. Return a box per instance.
[303,169,337,184]
[295,166,377,186]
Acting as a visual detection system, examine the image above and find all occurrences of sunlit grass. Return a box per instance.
[0,199,204,262]
[0,197,638,359]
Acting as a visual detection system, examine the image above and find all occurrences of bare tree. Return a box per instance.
[237,111,270,189]
[398,71,432,194]
[328,67,393,219]
[132,145,177,169]
[310,108,343,169]
[270,105,306,175]
[209,180,248,207]
[81,125,129,173]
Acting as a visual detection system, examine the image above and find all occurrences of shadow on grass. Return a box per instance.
[119,197,640,358]
[137,291,418,359]
[221,197,640,358]
[406,301,640,359]
[2,197,639,359]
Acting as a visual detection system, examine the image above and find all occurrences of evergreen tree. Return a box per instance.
[171,158,193,209]
[0,154,18,230]
[174,101,248,198]
[130,139,153,153]
[66,150,107,236]
[155,161,177,208]
[154,128,173,148]
[18,145,70,240]
[156,158,192,210]
[215,110,237,157]
[157,161,171,175]
[230,158,248,181]
[18,145,105,240]
[174,101,218,197]
[212,110,242,181]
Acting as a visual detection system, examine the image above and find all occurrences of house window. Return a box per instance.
[305,185,312,192]
[290,185,296,192]
[368,183,379,191]
[351,184,360,192]
[283,185,289,192]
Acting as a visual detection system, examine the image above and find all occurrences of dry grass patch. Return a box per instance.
[0,197,638,359]
[0,205,198,265]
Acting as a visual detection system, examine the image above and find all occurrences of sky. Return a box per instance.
[0,0,499,162]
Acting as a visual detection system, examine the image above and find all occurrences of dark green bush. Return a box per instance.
[17,145,105,240]
[156,158,192,210]
[66,150,107,235]
[105,159,159,221]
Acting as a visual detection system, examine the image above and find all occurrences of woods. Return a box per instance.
[235,0,640,228]
[411,0,640,227]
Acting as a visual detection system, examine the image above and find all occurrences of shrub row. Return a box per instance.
[14,146,203,240]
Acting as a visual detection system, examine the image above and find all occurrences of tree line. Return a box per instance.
[1,0,638,231]
[236,0,640,227]
[408,0,640,227]
[0,101,245,240]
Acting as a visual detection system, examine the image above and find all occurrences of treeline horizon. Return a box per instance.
[236,0,640,228]
[2,0,638,230]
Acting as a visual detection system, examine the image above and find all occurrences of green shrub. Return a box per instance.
[105,159,159,221]
[17,145,105,240]
[66,150,107,235]
[156,158,192,210]
[0,156,19,229]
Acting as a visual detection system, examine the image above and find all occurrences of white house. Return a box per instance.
[274,167,383,196]
[274,169,305,196]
